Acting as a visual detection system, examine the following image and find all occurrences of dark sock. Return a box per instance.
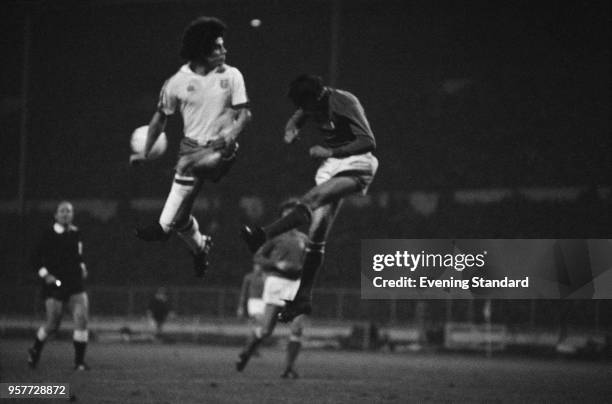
[295,242,325,300]
[285,340,302,371]
[33,337,45,353]
[263,204,311,238]
[73,341,87,365]
[242,333,263,358]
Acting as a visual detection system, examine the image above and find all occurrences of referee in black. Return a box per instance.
[28,201,90,371]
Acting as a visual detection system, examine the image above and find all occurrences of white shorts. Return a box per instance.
[315,152,378,194]
[247,298,265,317]
[262,275,301,307]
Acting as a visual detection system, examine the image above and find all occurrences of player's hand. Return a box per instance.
[276,261,289,271]
[209,137,227,151]
[236,307,245,318]
[284,127,300,144]
[44,274,58,285]
[309,145,333,159]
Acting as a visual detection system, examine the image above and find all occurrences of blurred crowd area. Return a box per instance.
[2,285,611,331]
[1,189,610,288]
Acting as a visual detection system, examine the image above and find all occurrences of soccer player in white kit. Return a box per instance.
[132,16,251,277]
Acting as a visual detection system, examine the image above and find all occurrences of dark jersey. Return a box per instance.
[294,88,376,157]
[34,225,85,297]
[255,230,308,279]
[148,296,169,322]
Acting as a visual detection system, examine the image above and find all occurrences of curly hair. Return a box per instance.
[180,16,226,62]
[287,74,324,107]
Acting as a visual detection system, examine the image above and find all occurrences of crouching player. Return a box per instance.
[236,200,308,378]
[242,74,378,322]
[28,201,90,371]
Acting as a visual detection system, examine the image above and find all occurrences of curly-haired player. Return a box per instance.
[132,16,251,277]
[242,74,378,322]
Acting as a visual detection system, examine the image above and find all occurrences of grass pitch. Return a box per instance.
[1,339,610,403]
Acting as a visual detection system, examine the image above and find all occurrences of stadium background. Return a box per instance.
[1,0,610,329]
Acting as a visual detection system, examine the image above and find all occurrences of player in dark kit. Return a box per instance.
[27,201,91,371]
[237,200,309,378]
[132,16,251,277]
[242,75,378,322]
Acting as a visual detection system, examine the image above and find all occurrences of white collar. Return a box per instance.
[180,63,227,75]
[53,223,76,234]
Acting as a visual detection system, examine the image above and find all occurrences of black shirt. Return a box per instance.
[34,224,85,294]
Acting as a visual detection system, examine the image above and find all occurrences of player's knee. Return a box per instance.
[300,192,324,210]
[75,315,88,329]
[44,320,61,334]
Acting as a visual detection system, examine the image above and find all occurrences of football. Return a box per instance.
[130,125,167,159]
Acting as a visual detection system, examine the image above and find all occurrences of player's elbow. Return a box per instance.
[357,136,376,154]
[368,138,376,152]
[241,108,253,124]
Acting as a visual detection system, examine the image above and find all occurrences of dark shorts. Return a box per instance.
[176,137,238,182]
[42,285,85,303]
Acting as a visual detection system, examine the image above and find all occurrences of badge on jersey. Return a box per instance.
[219,79,229,89]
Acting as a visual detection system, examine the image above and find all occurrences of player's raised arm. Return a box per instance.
[129,110,168,165]
[221,106,251,143]
[284,108,307,144]
[144,110,168,158]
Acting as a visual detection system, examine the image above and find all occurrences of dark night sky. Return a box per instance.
[1,0,609,198]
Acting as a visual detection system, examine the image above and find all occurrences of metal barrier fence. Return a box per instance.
[1,287,610,330]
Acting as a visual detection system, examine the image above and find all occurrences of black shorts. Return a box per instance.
[42,285,84,303]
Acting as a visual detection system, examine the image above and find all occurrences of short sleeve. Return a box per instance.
[157,79,177,115]
[230,69,249,108]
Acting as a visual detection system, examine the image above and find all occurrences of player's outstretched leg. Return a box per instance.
[241,177,357,255]
[279,202,340,323]
[241,203,311,253]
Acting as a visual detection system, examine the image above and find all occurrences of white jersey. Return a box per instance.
[157,64,248,145]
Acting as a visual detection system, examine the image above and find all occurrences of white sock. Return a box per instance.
[159,176,197,232]
[177,216,206,253]
[37,327,48,341]
[73,329,89,342]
